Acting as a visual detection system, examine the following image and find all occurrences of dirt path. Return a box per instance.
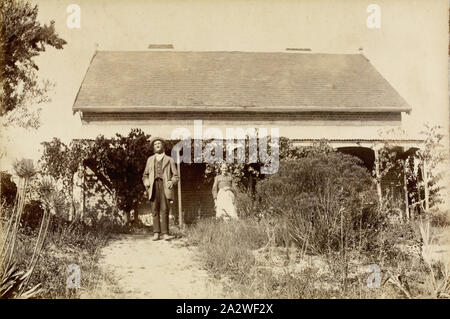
[84,233,226,298]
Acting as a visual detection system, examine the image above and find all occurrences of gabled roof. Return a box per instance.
[73,51,411,114]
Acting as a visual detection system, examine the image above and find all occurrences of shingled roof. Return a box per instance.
[73,51,411,114]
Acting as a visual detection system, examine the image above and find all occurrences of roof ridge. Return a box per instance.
[95,50,362,56]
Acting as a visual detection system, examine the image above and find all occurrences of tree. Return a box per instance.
[90,129,154,214]
[40,130,155,218]
[40,138,90,198]
[0,0,67,129]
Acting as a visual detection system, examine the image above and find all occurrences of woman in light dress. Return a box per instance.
[212,163,238,220]
[69,164,85,222]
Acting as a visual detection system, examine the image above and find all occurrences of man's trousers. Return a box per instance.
[150,178,169,234]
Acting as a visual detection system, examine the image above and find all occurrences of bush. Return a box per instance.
[21,200,45,229]
[1,172,17,206]
[254,151,384,255]
[40,130,176,219]
[234,188,258,218]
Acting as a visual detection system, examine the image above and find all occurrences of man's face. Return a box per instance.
[153,140,164,153]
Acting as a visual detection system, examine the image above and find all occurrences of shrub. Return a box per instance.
[1,172,17,206]
[234,188,258,218]
[21,200,45,229]
[40,130,176,220]
[254,151,384,255]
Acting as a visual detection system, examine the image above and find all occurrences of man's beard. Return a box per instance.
[155,149,164,154]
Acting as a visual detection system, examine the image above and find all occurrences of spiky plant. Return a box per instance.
[0,159,42,298]
[12,159,36,179]
[1,159,36,272]
[0,261,42,299]
[419,219,450,298]
[385,220,450,299]
[38,176,65,215]
[19,176,64,293]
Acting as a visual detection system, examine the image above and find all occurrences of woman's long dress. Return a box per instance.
[212,174,238,220]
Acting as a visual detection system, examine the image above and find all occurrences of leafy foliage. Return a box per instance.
[1,172,17,206]
[40,130,156,215]
[22,200,44,229]
[246,148,383,255]
[0,260,42,299]
[40,138,90,198]
[40,130,284,216]
[0,0,67,128]
[89,129,154,213]
[378,124,447,214]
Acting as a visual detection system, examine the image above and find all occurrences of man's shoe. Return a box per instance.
[152,233,160,241]
[162,234,175,241]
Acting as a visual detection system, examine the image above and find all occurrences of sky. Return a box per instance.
[1,0,448,171]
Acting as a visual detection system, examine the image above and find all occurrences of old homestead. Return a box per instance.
[73,50,424,223]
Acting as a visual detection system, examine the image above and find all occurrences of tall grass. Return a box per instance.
[186,218,343,298]
[1,197,117,298]
[12,217,115,298]
[186,215,450,298]
[418,220,450,298]
[186,218,265,283]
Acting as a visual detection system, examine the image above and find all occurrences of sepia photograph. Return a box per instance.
[0,0,449,303]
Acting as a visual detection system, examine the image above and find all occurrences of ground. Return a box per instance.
[83,233,226,298]
[80,225,450,299]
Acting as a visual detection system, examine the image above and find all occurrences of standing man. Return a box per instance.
[142,137,179,241]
